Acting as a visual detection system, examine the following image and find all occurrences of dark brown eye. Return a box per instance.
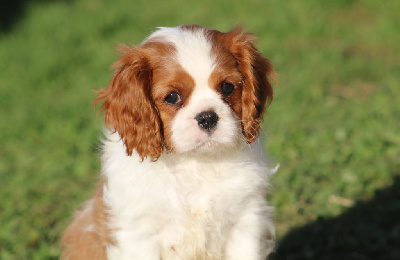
[164,92,181,105]
[221,82,235,96]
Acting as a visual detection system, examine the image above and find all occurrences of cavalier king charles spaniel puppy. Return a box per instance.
[61,25,277,260]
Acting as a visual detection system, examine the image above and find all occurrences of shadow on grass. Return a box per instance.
[0,0,72,33]
[270,175,400,260]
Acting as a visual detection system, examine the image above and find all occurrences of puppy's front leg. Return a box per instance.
[106,238,160,260]
[225,203,274,260]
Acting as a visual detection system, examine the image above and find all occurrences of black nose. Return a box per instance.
[195,111,219,131]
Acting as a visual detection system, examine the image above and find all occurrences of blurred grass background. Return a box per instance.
[0,0,399,259]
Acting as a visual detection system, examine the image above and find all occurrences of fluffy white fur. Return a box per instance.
[103,132,275,259]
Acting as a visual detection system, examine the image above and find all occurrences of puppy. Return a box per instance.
[61,25,276,260]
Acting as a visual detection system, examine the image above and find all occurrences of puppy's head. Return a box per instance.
[96,25,275,160]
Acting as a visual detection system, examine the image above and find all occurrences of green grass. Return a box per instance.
[0,0,399,259]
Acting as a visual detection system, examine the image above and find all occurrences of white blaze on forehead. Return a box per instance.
[148,27,216,90]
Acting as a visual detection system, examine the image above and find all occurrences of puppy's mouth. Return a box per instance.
[195,136,218,149]
[192,130,237,153]
[170,106,240,154]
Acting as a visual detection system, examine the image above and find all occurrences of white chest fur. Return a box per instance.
[102,133,275,260]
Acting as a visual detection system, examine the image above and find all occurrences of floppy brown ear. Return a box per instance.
[96,45,163,160]
[224,26,275,143]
